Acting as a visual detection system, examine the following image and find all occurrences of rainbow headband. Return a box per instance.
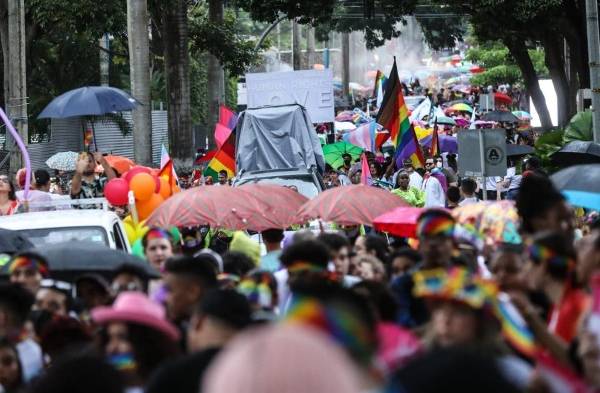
[8,256,49,278]
[145,228,172,242]
[413,267,497,311]
[285,297,375,365]
[286,261,326,274]
[528,244,575,272]
[416,212,455,238]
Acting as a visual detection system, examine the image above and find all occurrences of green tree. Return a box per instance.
[466,42,548,87]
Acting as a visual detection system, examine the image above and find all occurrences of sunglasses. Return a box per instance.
[425,162,434,166]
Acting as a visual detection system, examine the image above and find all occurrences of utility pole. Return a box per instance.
[341,32,350,104]
[126,0,152,165]
[207,0,225,150]
[586,0,600,143]
[7,0,27,175]
[306,26,316,69]
[99,33,110,87]
[292,19,302,70]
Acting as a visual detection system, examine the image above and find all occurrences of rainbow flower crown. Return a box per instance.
[8,255,49,278]
[414,267,538,358]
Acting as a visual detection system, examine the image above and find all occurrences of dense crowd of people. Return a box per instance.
[0,146,599,393]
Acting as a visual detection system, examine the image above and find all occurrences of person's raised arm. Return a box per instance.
[94,152,117,180]
[70,158,88,197]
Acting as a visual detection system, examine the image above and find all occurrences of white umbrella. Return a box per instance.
[46,151,79,171]
[334,121,356,132]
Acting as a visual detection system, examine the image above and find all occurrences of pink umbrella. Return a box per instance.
[296,185,408,226]
[372,206,424,238]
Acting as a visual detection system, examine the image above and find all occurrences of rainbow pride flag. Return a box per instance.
[376,58,424,169]
[204,106,238,180]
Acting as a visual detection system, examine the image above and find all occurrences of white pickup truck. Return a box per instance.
[0,200,130,252]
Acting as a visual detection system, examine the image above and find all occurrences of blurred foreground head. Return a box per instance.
[203,324,361,393]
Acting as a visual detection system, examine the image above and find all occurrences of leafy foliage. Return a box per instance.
[563,111,593,143]
[189,7,267,76]
[466,41,548,87]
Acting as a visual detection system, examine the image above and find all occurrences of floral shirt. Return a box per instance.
[70,176,108,200]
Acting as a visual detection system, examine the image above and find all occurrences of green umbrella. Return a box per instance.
[323,142,364,170]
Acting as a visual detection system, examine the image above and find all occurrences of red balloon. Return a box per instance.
[104,178,130,206]
[125,166,152,184]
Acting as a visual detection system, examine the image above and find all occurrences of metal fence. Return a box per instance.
[21,111,168,171]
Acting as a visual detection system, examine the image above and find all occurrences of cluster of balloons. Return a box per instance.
[104,166,177,220]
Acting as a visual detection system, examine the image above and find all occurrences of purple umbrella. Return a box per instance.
[420,134,458,154]
[454,118,470,128]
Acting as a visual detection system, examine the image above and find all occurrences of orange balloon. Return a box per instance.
[130,173,155,202]
[158,177,171,199]
[136,193,164,220]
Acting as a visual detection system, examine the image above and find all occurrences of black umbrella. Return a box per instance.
[506,144,534,157]
[20,242,159,282]
[551,164,600,210]
[481,110,520,123]
[550,141,600,166]
[0,228,34,254]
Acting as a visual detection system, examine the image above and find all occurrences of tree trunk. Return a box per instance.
[127,0,152,166]
[292,19,301,70]
[163,0,192,169]
[306,25,315,69]
[341,32,350,102]
[543,35,575,127]
[207,0,224,151]
[0,0,8,108]
[504,37,553,130]
[7,0,26,176]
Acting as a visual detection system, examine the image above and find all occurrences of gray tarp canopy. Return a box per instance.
[236,104,325,175]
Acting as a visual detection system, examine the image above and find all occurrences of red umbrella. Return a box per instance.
[494,92,512,105]
[296,185,409,226]
[372,207,424,238]
[146,186,269,230]
[239,184,308,230]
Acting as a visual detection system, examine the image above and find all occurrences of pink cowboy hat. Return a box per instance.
[92,292,180,341]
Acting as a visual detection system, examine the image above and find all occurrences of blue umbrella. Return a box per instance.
[38,86,138,119]
[551,164,600,210]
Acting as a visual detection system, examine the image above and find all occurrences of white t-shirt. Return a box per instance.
[504,167,522,190]
[459,196,479,206]
[17,338,43,382]
[484,177,502,191]
[422,176,445,207]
